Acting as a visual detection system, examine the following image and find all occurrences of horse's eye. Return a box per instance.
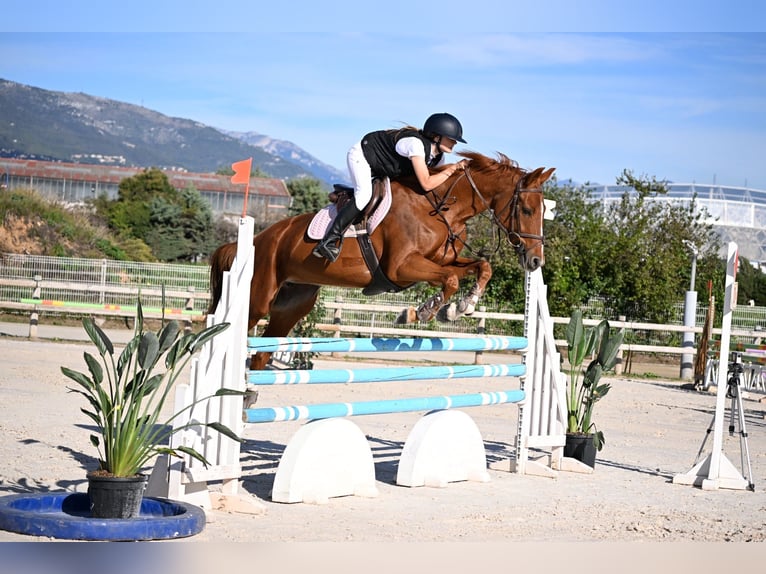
[522,207,534,216]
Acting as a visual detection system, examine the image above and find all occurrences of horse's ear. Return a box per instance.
[526,167,544,179]
[527,167,556,186]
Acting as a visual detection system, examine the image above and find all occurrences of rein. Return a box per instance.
[476,169,545,255]
[426,167,545,260]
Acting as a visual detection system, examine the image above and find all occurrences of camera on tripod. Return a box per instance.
[727,351,745,385]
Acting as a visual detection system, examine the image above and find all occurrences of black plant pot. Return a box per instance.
[87,473,147,519]
[564,433,597,468]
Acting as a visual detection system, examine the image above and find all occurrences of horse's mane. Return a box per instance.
[458,151,525,176]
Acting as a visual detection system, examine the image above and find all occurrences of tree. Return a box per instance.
[144,186,216,262]
[540,177,613,317]
[734,256,766,306]
[597,170,721,322]
[96,169,216,262]
[474,169,722,324]
[286,177,329,216]
[177,186,216,260]
[212,215,239,247]
[108,168,179,238]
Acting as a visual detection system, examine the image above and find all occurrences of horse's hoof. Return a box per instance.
[396,307,417,324]
[436,303,457,322]
[456,294,478,317]
[416,307,436,323]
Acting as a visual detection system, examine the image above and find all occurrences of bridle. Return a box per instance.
[426,167,545,259]
[468,168,546,255]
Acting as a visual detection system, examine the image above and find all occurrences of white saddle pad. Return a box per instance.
[307,178,392,240]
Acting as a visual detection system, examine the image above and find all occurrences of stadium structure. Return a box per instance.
[584,182,766,265]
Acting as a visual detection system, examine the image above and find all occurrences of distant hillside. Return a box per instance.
[223,130,350,186]
[0,78,328,183]
[0,188,146,260]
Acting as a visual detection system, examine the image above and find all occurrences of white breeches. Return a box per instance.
[347,141,373,210]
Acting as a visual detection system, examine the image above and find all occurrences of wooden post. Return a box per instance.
[28,274,42,339]
[184,286,196,334]
[474,306,486,365]
[614,315,626,375]
[332,295,343,358]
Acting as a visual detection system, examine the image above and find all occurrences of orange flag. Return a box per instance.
[231,158,252,184]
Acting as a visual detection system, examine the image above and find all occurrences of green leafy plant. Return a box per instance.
[61,300,242,477]
[565,309,624,450]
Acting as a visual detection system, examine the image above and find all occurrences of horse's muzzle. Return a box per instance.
[519,252,543,272]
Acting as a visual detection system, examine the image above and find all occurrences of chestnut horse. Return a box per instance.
[209,151,555,370]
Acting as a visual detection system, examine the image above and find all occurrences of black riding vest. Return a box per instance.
[361,128,443,177]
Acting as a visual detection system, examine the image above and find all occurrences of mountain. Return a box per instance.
[0,79,334,184]
[223,130,350,186]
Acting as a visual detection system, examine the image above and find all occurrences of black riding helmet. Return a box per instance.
[423,113,466,144]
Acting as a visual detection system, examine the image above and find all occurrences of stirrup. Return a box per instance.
[312,240,341,262]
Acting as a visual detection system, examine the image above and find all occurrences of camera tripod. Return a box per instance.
[693,359,755,491]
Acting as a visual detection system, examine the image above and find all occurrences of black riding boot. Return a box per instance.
[312,202,363,262]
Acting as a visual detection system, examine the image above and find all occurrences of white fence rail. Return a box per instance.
[3,253,766,383]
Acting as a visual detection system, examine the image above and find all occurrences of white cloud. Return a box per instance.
[430,34,658,67]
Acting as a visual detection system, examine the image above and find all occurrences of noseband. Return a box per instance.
[463,168,545,256]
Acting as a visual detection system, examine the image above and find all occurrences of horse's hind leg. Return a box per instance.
[249,283,321,371]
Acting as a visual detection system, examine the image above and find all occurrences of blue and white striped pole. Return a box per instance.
[248,336,527,354]
[243,389,525,423]
[248,363,526,385]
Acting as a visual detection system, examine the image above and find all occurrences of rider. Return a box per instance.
[312,112,469,262]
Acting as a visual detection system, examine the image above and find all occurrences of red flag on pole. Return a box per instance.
[231,158,252,184]
[231,158,253,217]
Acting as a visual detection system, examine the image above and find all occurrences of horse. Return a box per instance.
[209,151,555,371]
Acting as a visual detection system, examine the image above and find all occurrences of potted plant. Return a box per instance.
[61,300,242,518]
[564,309,624,467]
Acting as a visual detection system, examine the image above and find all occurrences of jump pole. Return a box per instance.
[248,335,528,354]
[244,389,526,423]
[248,363,526,385]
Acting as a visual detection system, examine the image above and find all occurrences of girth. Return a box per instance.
[329,179,411,296]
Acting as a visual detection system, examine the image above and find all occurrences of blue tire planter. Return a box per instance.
[0,492,205,541]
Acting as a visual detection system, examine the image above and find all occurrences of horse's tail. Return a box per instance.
[207,242,238,315]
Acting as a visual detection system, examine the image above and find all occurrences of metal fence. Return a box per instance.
[3,252,766,353]
[317,286,484,335]
[0,253,210,313]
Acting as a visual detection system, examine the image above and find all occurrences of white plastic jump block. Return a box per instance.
[396,410,491,488]
[271,418,379,504]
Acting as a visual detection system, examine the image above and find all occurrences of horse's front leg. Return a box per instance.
[437,282,484,322]
[393,258,462,324]
[414,291,445,323]
[396,288,449,324]
[393,257,489,324]
[436,259,492,322]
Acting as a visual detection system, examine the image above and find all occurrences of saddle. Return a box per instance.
[328,179,387,221]
[308,178,406,296]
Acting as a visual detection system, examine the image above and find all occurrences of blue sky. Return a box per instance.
[2,2,765,189]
